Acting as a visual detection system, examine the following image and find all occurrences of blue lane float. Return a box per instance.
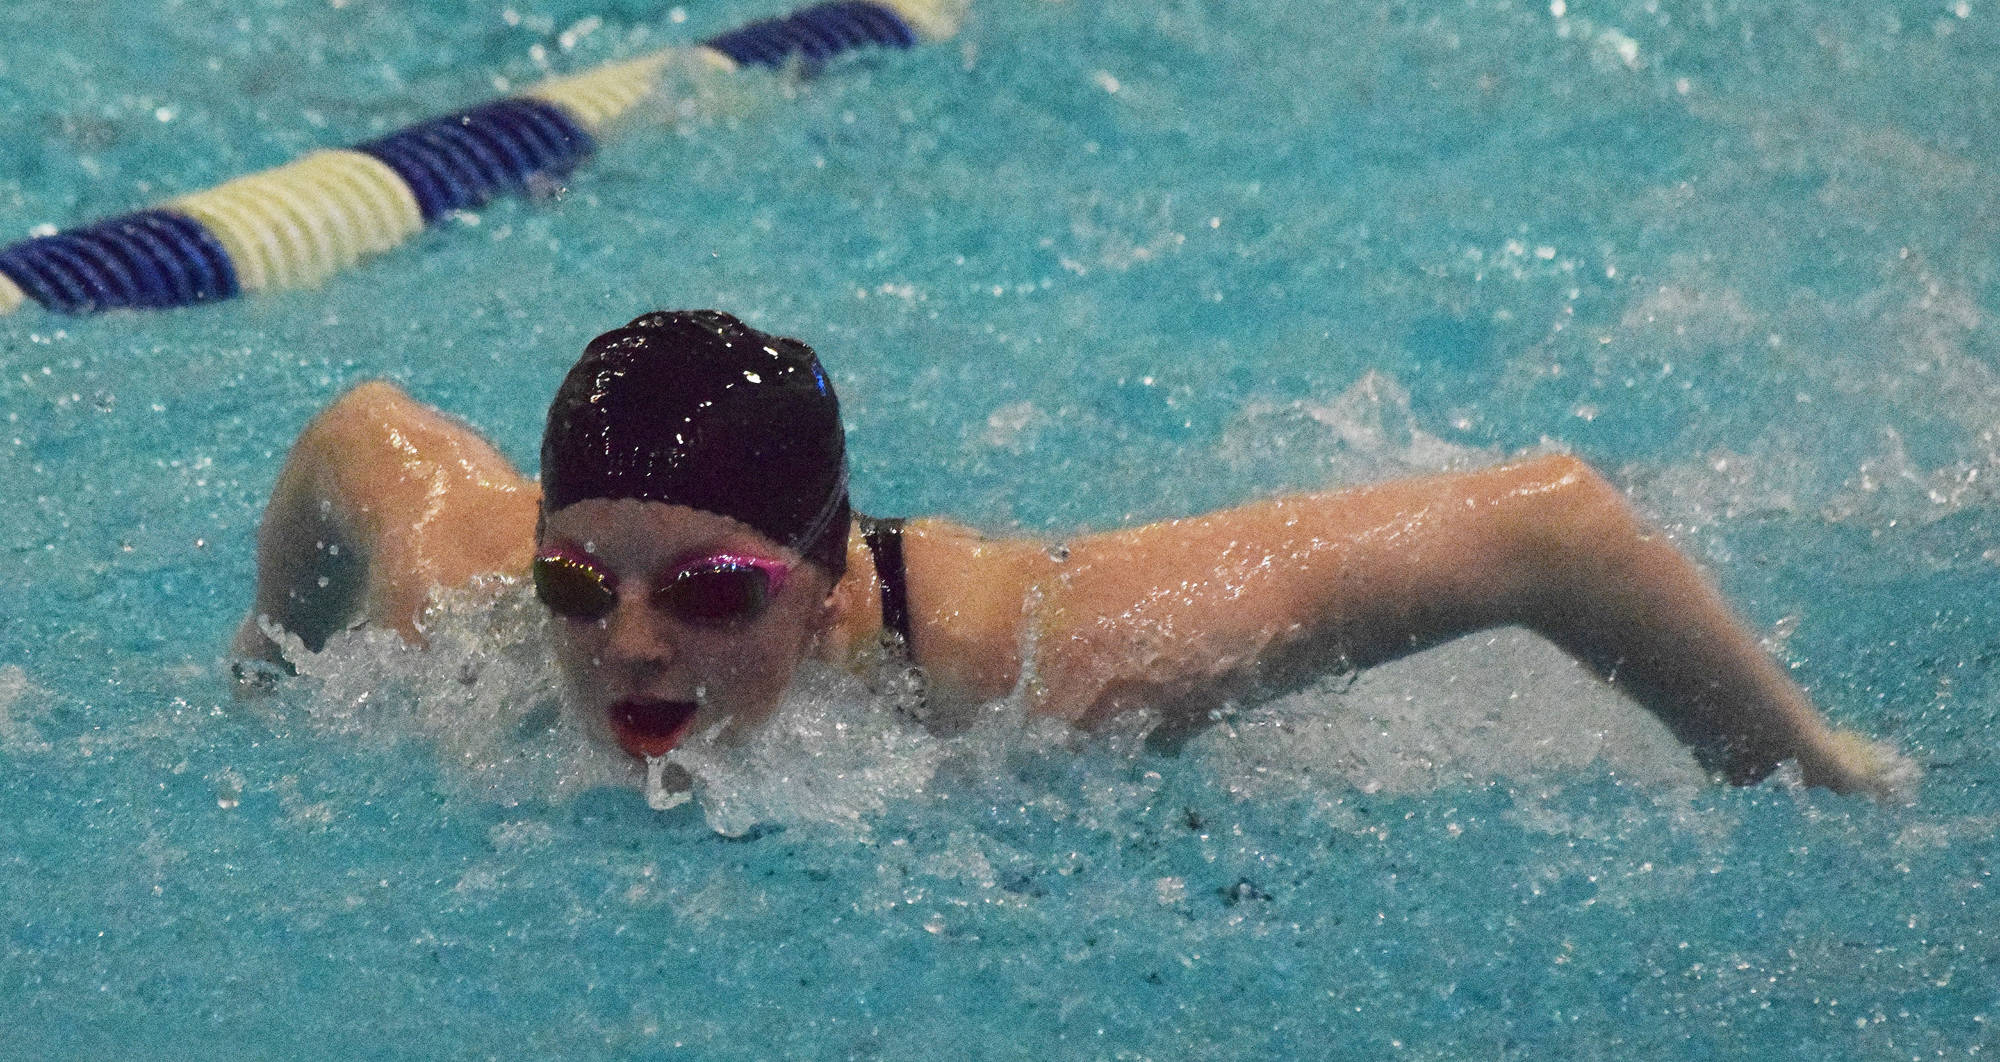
[354,98,598,223]
[0,210,238,315]
[707,0,920,67]
[0,0,963,316]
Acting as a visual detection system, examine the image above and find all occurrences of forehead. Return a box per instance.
[539,498,792,565]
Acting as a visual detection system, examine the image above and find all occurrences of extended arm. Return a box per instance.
[233,381,539,661]
[903,454,1897,795]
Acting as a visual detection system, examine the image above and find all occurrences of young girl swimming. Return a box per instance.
[234,310,1905,796]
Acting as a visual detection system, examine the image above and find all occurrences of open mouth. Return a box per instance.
[607,699,700,758]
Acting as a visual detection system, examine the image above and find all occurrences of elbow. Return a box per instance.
[1514,453,1643,550]
[1501,453,1652,627]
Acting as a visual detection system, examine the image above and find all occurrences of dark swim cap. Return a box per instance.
[541,310,851,579]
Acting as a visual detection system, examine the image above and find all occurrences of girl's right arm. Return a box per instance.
[233,381,539,661]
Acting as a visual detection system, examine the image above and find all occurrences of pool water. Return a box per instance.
[2,0,1996,1056]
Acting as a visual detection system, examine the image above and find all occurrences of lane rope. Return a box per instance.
[0,0,962,316]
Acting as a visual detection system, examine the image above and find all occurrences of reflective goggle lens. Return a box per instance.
[533,554,617,620]
[658,564,772,626]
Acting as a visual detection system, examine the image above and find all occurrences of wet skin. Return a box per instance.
[237,380,1907,797]
[538,499,837,758]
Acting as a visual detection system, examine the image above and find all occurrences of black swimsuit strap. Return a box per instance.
[858,515,914,653]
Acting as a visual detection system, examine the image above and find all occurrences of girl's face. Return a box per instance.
[536,498,836,758]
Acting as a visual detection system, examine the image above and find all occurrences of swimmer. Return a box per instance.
[234,310,1904,797]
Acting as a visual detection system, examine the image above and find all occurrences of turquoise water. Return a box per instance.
[3,0,1996,1056]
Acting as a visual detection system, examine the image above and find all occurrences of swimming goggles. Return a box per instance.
[532,549,791,626]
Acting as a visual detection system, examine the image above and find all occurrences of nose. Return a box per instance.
[598,592,675,669]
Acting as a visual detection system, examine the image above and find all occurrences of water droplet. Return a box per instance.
[644,756,688,811]
[213,767,243,809]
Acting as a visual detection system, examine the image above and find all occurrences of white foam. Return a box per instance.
[643,756,690,811]
[1218,371,1495,491]
[257,507,1720,835]
[665,662,947,838]
[1191,627,1705,800]
[279,579,634,804]
[1613,258,2000,536]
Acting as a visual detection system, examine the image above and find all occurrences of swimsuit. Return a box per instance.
[858,515,914,652]
[858,514,927,717]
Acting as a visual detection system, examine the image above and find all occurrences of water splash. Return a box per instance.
[273,578,635,805]
[1219,371,1496,491]
[247,556,1740,838]
[1193,628,1705,801]
[643,754,689,811]
[665,663,948,838]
